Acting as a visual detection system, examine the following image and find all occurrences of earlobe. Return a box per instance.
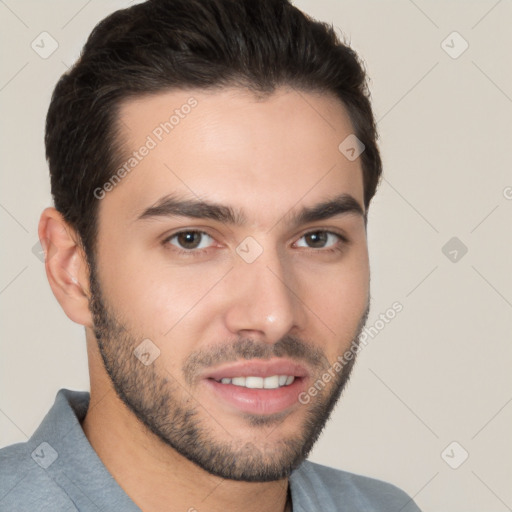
[38,207,93,327]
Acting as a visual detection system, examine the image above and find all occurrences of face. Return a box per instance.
[89,86,370,481]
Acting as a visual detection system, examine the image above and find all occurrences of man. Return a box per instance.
[0,0,421,510]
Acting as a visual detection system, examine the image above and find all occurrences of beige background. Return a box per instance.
[1,1,511,510]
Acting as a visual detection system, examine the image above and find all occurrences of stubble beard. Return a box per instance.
[88,261,369,482]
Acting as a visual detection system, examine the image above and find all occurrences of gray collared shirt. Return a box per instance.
[0,389,421,511]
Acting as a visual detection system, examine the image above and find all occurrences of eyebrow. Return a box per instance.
[135,192,365,227]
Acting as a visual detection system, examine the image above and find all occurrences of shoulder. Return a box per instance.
[0,389,91,511]
[0,440,35,493]
[290,460,422,512]
[0,440,76,511]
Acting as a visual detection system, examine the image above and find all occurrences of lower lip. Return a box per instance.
[203,378,306,415]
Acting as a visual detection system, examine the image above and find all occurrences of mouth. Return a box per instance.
[213,375,296,389]
[200,359,309,416]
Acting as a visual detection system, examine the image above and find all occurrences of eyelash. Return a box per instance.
[162,229,349,258]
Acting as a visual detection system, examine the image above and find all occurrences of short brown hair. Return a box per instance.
[45,0,382,261]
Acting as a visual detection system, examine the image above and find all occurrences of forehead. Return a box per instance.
[104,86,364,227]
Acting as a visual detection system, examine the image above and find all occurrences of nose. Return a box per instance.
[222,249,300,343]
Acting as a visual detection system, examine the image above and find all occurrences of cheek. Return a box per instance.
[98,245,226,343]
[295,247,369,351]
[94,241,175,335]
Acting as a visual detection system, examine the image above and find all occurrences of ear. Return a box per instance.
[38,207,93,327]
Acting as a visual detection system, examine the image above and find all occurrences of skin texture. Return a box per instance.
[39,86,370,512]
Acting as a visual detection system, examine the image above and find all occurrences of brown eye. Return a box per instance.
[304,231,328,248]
[168,231,214,250]
[296,231,340,249]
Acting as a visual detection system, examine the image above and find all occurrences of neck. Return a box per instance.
[82,386,291,512]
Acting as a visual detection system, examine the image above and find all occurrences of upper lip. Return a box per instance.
[201,358,309,381]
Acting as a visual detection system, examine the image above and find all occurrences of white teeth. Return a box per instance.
[245,376,264,388]
[263,375,279,389]
[217,375,295,389]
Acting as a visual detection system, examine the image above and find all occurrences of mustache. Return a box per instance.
[182,335,330,385]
